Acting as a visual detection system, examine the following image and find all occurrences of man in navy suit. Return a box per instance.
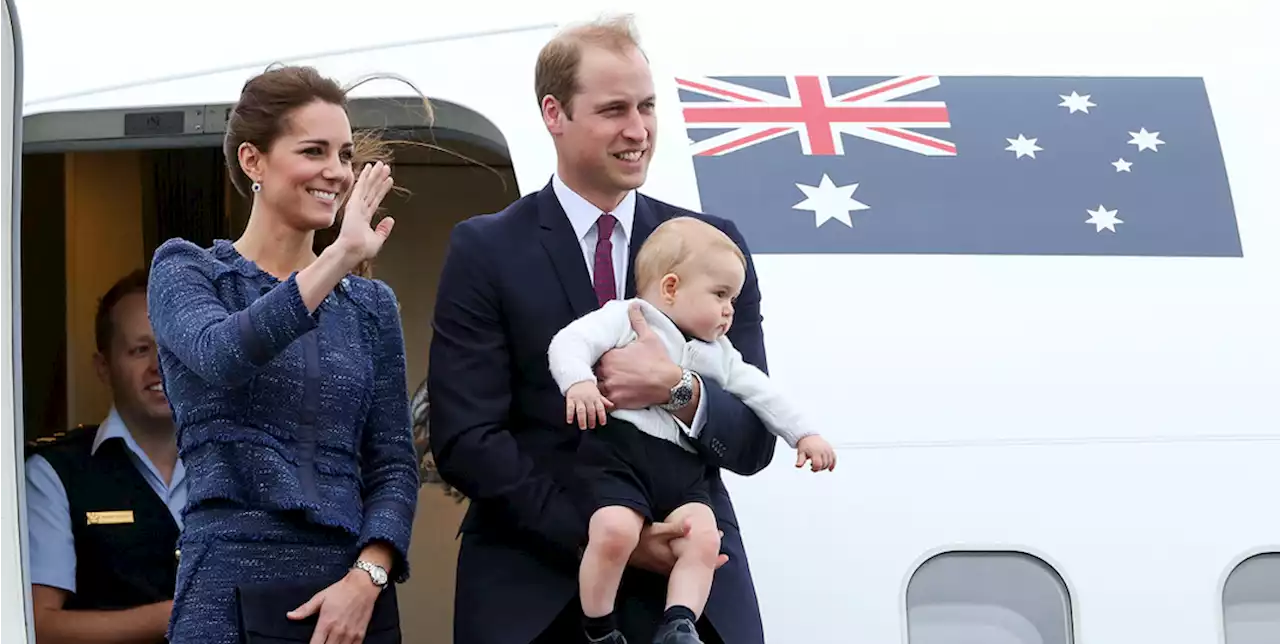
[427,14,777,644]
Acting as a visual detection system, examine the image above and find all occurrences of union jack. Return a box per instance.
[676,75,957,157]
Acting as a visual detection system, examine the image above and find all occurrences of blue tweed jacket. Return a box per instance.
[147,238,419,581]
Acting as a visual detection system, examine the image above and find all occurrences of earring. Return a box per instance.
[251,181,261,193]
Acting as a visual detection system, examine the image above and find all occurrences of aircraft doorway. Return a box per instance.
[19,97,519,644]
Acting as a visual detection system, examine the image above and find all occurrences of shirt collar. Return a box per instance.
[91,407,133,456]
[91,406,186,488]
[552,173,635,243]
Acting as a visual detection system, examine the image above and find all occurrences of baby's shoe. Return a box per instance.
[651,618,701,644]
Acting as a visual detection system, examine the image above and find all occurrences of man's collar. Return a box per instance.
[90,407,132,455]
[552,173,635,242]
[91,406,185,486]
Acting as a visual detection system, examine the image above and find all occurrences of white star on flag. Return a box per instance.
[792,174,869,228]
[1085,205,1123,232]
[1112,158,1133,172]
[1128,128,1164,152]
[1005,134,1043,159]
[1059,91,1096,113]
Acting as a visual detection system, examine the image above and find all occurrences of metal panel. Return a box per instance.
[23,95,509,159]
[24,106,209,147]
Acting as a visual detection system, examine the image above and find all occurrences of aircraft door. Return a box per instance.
[2,0,31,642]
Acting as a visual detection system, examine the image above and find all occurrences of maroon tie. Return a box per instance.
[593,214,617,306]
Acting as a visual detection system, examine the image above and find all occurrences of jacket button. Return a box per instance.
[175,549,181,560]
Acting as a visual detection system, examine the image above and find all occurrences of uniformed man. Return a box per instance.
[24,268,186,644]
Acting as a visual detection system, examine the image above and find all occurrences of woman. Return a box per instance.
[148,65,420,644]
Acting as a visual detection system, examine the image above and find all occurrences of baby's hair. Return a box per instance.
[634,216,745,294]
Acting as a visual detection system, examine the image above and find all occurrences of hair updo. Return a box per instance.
[222,64,428,277]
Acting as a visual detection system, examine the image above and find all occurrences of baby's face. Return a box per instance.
[669,249,745,342]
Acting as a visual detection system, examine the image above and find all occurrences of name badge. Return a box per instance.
[86,510,134,525]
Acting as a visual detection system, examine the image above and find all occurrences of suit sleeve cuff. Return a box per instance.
[675,373,709,439]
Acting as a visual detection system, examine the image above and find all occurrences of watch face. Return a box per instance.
[664,371,695,410]
[373,568,387,585]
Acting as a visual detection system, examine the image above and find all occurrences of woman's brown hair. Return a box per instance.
[222,64,429,278]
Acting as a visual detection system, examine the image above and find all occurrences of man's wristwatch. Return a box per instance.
[660,368,695,412]
[352,560,388,589]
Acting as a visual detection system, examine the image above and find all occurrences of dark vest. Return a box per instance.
[29,425,181,610]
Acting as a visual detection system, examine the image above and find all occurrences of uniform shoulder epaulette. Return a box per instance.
[24,423,100,459]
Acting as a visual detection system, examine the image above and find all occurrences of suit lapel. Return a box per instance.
[625,195,661,298]
[537,182,599,318]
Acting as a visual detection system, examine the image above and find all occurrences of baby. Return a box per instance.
[547,216,835,644]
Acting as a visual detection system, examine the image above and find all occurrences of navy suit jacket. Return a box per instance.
[427,180,777,644]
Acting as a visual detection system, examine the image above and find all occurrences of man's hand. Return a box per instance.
[627,518,728,575]
[596,302,682,410]
[30,584,173,644]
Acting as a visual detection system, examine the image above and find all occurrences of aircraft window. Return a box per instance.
[905,550,1073,644]
[1223,552,1280,644]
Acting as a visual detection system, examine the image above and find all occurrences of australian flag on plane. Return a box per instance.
[677,74,1242,257]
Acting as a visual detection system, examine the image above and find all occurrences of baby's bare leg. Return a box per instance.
[580,505,645,618]
[663,502,721,617]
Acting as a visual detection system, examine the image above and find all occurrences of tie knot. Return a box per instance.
[597,213,617,238]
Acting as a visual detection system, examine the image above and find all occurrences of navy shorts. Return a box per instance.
[576,419,712,523]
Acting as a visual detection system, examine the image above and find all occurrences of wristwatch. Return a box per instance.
[660,369,695,412]
[352,560,388,589]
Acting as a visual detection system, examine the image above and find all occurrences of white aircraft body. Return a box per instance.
[3,1,1278,643]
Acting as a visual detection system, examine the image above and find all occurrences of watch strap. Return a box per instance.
[660,369,695,412]
[352,559,388,588]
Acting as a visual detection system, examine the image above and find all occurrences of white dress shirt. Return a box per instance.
[551,174,707,438]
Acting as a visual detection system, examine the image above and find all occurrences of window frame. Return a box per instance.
[901,546,1078,644]
[1219,547,1280,644]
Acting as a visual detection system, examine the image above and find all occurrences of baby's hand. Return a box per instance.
[565,381,613,430]
[796,435,836,472]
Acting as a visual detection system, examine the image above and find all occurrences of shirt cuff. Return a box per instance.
[675,373,708,439]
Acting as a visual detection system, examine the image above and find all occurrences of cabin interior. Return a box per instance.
[18,96,519,643]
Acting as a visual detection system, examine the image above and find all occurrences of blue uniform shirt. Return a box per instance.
[25,407,187,593]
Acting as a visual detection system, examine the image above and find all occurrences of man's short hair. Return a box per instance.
[94,268,149,355]
[634,217,746,295]
[534,13,643,118]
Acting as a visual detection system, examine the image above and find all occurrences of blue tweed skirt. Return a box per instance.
[167,506,361,644]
